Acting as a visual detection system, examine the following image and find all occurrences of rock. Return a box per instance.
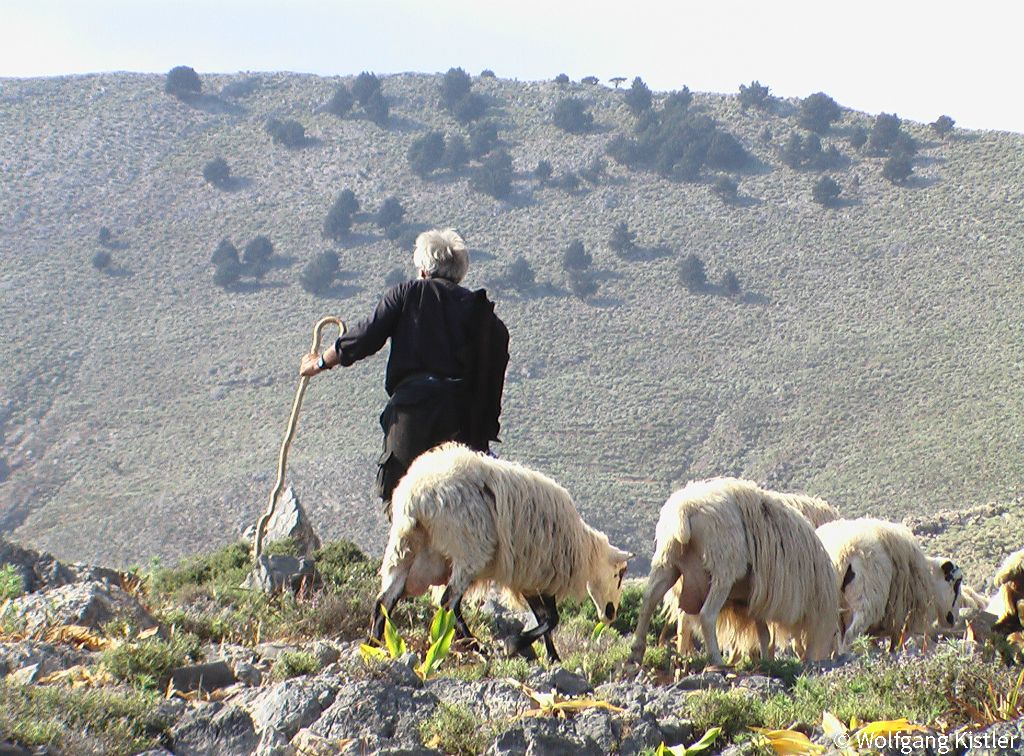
[0,741,33,756]
[248,676,339,744]
[248,487,321,555]
[242,554,316,594]
[170,702,259,756]
[167,661,237,693]
[526,666,593,697]
[0,536,74,593]
[671,671,730,692]
[233,660,263,687]
[427,677,531,720]
[0,640,92,678]
[305,640,340,667]
[291,728,355,756]
[255,642,299,662]
[575,708,621,753]
[962,719,1024,754]
[658,718,694,747]
[6,581,157,635]
[618,718,666,755]
[489,717,602,755]
[307,679,439,750]
[8,663,40,684]
[735,674,787,697]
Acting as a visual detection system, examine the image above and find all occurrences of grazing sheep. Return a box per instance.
[372,443,632,662]
[664,481,840,660]
[630,477,840,667]
[990,548,1024,633]
[815,518,963,650]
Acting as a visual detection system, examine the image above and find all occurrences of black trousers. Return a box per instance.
[376,376,479,520]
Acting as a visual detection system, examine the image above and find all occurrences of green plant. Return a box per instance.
[165,66,200,99]
[931,114,955,137]
[0,565,23,600]
[325,85,353,117]
[473,150,513,199]
[683,690,764,739]
[351,72,381,105]
[609,221,636,256]
[202,157,231,188]
[91,250,112,272]
[812,176,842,206]
[624,76,653,115]
[361,607,455,681]
[738,80,771,110]
[100,632,202,689]
[553,98,594,134]
[408,131,445,178]
[265,118,306,148]
[272,650,321,680]
[799,92,841,134]
[420,703,497,755]
[363,90,390,126]
[300,250,340,295]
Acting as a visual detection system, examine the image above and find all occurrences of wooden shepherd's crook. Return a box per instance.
[252,315,346,561]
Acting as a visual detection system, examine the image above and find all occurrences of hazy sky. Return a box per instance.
[4,0,1022,133]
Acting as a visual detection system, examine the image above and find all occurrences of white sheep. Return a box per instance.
[664,480,840,660]
[815,518,963,651]
[630,477,840,667]
[372,443,632,662]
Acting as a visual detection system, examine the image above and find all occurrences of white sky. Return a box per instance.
[3,0,1022,133]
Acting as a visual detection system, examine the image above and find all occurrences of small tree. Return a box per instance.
[266,118,306,148]
[664,88,693,112]
[441,67,473,109]
[443,134,469,170]
[609,77,627,89]
[608,221,636,256]
[300,251,339,295]
[376,197,405,238]
[211,239,239,267]
[243,236,273,277]
[556,171,580,193]
[325,85,353,117]
[202,157,231,188]
[480,69,496,78]
[534,160,553,184]
[408,131,446,177]
[811,176,841,206]
[165,66,201,99]
[738,80,771,110]
[624,77,652,115]
[213,258,242,288]
[98,226,113,247]
[931,115,955,137]
[562,240,592,271]
[554,73,570,85]
[323,191,358,241]
[468,120,498,158]
[848,125,868,149]
[504,257,535,291]
[568,270,598,299]
[798,92,841,134]
[711,175,738,204]
[474,150,514,199]
[678,253,707,292]
[882,153,913,185]
[722,270,740,296]
[581,76,599,85]
[363,91,390,126]
[552,98,594,134]
[352,72,381,105]
[580,156,606,185]
[92,250,112,271]
[868,112,901,154]
[452,93,486,124]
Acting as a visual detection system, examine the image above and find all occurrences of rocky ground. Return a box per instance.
[4,533,1024,755]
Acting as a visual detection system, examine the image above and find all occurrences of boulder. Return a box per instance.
[6,580,157,635]
[242,554,315,595]
[243,487,321,555]
[248,675,340,743]
[307,679,439,750]
[170,702,259,756]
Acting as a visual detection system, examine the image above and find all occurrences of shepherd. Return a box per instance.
[300,228,510,520]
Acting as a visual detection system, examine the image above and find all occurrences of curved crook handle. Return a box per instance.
[253,315,346,561]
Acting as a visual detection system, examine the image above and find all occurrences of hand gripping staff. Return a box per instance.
[252,316,346,561]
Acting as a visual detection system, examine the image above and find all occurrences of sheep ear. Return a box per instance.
[941,560,960,582]
[609,547,633,563]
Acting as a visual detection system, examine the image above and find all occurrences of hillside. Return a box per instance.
[0,71,1022,579]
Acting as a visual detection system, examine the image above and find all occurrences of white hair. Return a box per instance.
[413,228,469,283]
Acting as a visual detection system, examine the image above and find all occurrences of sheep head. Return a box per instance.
[929,557,963,627]
[587,544,632,624]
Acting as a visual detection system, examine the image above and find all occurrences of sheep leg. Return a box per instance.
[372,542,418,641]
[519,594,560,662]
[629,562,681,663]
[698,579,732,667]
[756,620,774,662]
[440,569,479,649]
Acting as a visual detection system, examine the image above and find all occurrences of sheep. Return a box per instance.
[372,443,632,662]
[664,481,841,660]
[989,548,1024,633]
[814,518,963,651]
[629,477,841,667]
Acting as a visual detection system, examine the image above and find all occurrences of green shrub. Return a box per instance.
[300,251,340,295]
[579,156,606,185]
[0,680,169,755]
[213,258,242,289]
[265,118,306,148]
[210,239,239,267]
[480,69,496,78]
[98,226,113,246]
[679,253,707,292]
[323,191,358,240]
[581,76,599,85]
[443,134,469,170]
[101,633,202,689]
[325,85,353,117]
[501,257,535,291]
[554,73,570,84]
[352,72,381,105]
[624,76,652,115]
[931,114,955,136]
[468,120,499,158]
[243,236,273,277]
[148,540,251,599]
[419,703,497,755]
[534,160,553,183]
[202,157,231,188]
[562,240,591,271]
[738,80,771,110]
[711,175,738,204]
[271,650,321,680]
[848,125,868,149]
[568,270,598,299]
[165,66,200,99]
[798,92,841,134]
[441,67,473,108]
[92,250,112,272]
[882,153,914,185]
[608,221,636,256]
[868,112,902,154]
[555,171,580,193]
[408,131,446,178]
[812,176,841,206]
[363,90,390,126]
[683,690,765,740]
[553,98,594,134]
[375,197,405,238]
[722,270,741,296]
[0,565,23,600]
[473,150,513,199]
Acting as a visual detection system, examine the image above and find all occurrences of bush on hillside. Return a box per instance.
[210,239,239,268]
[408,131,446,177]
[624,76,652,115]
[213,257,242,289]
[363,90,390,126]
[568,270,598,299]
[882,153,914,185]
[452,92,486,124]
[165,66,201,99]
[931,115,955,137]
[299,251,339,295]
[811,176,842,206]
[265,118,306,148]
[555,171,580,193]
[533,160,553,184]
[738,80,771,110]
[443,134,469,170]
[323,191,358,241]
[552,98,594,134]
[92,250,112,271]
[473,150,513,199]
[503,257,535,291]
[325,85,353,117]
[333,189,360,217]
[581,76,599,85]
[441,67,473,108]
[98,226,113,247]
[468,120,499,158]
[780,133,842,171]
[202,157,231,188]
[711,175,738,204]
[480,69,496,78]
[243,236,273,277]
[554,73,570,85]
[722,269,741,296]
[678,253,707,292]
[664,87,693,112]
[848,125,868,149]
[608,221,636,256]
[868,112,902,154]
[579,156,606,185]
[562,240,592,271]
[376,197,405,238]
[352,72,381,105]
[798,92,841,134]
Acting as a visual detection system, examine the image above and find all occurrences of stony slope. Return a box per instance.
[0,71,1022,578]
